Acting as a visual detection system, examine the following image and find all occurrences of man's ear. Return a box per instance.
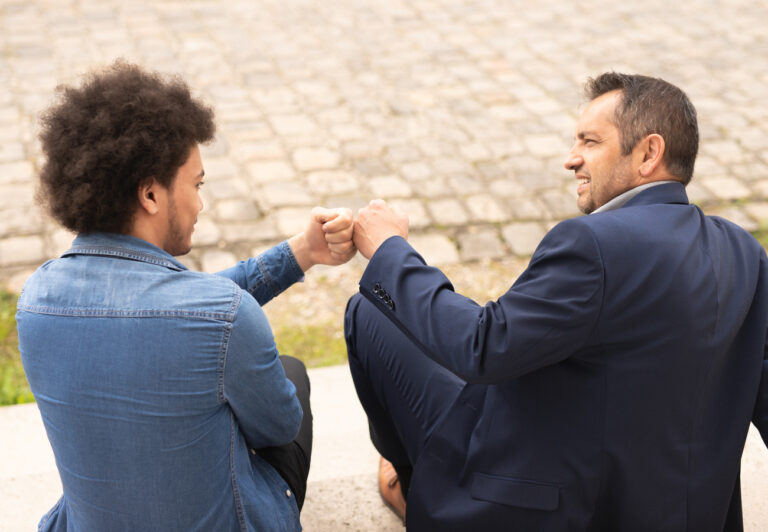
[637,134,666,178]
[137,178,162,215]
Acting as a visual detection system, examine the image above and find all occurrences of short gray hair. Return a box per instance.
[585,73,698,184]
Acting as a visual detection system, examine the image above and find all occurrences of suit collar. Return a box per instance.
[622,181,689,209]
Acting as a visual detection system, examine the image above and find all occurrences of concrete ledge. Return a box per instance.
[2,365,767,531]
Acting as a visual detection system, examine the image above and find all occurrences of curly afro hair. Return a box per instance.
[38,60,215,234]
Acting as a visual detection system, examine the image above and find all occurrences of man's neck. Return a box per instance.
[592,181,678,214]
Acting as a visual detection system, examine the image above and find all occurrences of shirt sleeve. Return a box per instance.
[221,291,303,449]
[215,241,304,306]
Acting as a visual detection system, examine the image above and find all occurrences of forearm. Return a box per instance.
[216,241,304,306]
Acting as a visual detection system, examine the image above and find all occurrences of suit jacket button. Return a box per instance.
[388,299,395,310]
[374,282,382,294]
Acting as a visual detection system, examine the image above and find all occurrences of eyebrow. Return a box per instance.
[576,130,600,140]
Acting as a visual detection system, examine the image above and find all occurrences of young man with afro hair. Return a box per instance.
[17,61,356,532]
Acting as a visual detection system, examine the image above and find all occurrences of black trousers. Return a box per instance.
[344,294,465,500]
[255,355,313,511]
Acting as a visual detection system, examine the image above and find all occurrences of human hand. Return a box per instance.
[289,207,356,271]
[354,200,409,259]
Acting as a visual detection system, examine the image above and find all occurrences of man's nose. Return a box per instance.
[564,149,582,171]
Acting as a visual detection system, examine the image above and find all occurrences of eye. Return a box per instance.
[196,181,205,189]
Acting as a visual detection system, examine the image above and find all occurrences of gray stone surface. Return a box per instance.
[458,228,506,261]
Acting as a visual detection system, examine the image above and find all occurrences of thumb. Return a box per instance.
[311,206,340,225]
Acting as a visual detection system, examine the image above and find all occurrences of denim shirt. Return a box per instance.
[17,233,305,532]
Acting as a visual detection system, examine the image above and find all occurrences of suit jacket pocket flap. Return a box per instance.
[471,473,559,511]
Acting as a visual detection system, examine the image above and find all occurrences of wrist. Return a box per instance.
[288,232,314,272]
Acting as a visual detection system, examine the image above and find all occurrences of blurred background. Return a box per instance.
[1,0,767,289]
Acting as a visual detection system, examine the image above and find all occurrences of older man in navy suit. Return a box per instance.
[345,73,768,531]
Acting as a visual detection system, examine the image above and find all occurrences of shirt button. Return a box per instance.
[286,489,292,498]
[250,448,257,455]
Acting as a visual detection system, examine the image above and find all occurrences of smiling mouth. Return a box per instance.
[576,175,590,194]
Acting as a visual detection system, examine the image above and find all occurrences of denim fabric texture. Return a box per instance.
[17,232,305,532]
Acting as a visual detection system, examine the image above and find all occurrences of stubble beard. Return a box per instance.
[164,196,192,257]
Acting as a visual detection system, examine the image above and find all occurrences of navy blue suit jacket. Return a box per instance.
[359,183,768,531]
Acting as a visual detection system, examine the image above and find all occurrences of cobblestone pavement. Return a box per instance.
[2,0,768,290]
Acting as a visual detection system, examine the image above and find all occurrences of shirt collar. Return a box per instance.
[62,232,189,271]
[591,180,678,214]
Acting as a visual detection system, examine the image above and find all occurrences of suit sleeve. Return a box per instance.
[221,291,302,448]
[359,219,604,384]
[755,331,768,447]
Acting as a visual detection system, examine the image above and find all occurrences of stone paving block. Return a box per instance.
[698,176,752,201]
[205,178,250,200]
[275,207,312,237]
[214,199,261,222]
[524,133,571,158]
[202,157,240,180]
[201,249,238,274]
[292,147,341,171]
[458,228,505,261]
[367,175,413,198]
[539,189,581,220]
[329,123,368,141]
[0,161,34,185]
[686,181,716,204]
[427,198,469,226]
[306,171,360,195]
[0,235,46,267]
[465,194,509,223]
[488,178,527,198]
[733,162,768,182]
[219,219,281,244]
[230,140,285,162]
[354,158,391,177]
[342,140,382,159]
[48,227,76,257]
[259,183,315,208]
[743,202,768,227]
[388,199,430,230]
[191,217,221,247]
[475,161,506,180]
[447,174,484,195]
[432,158,469,176]
[502,222,547,256]
[384,144,422,163]
[507,197,551,220]
[5,268,36,293]
[0,143,25,162]
[0,206,44,237]
[269,114,320,137]
[302,474,405,531]
[702,140,749,165]
[399,161,433,181]
[709,207,759,232]
[407,233,459,265]
[246,160,296,184]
